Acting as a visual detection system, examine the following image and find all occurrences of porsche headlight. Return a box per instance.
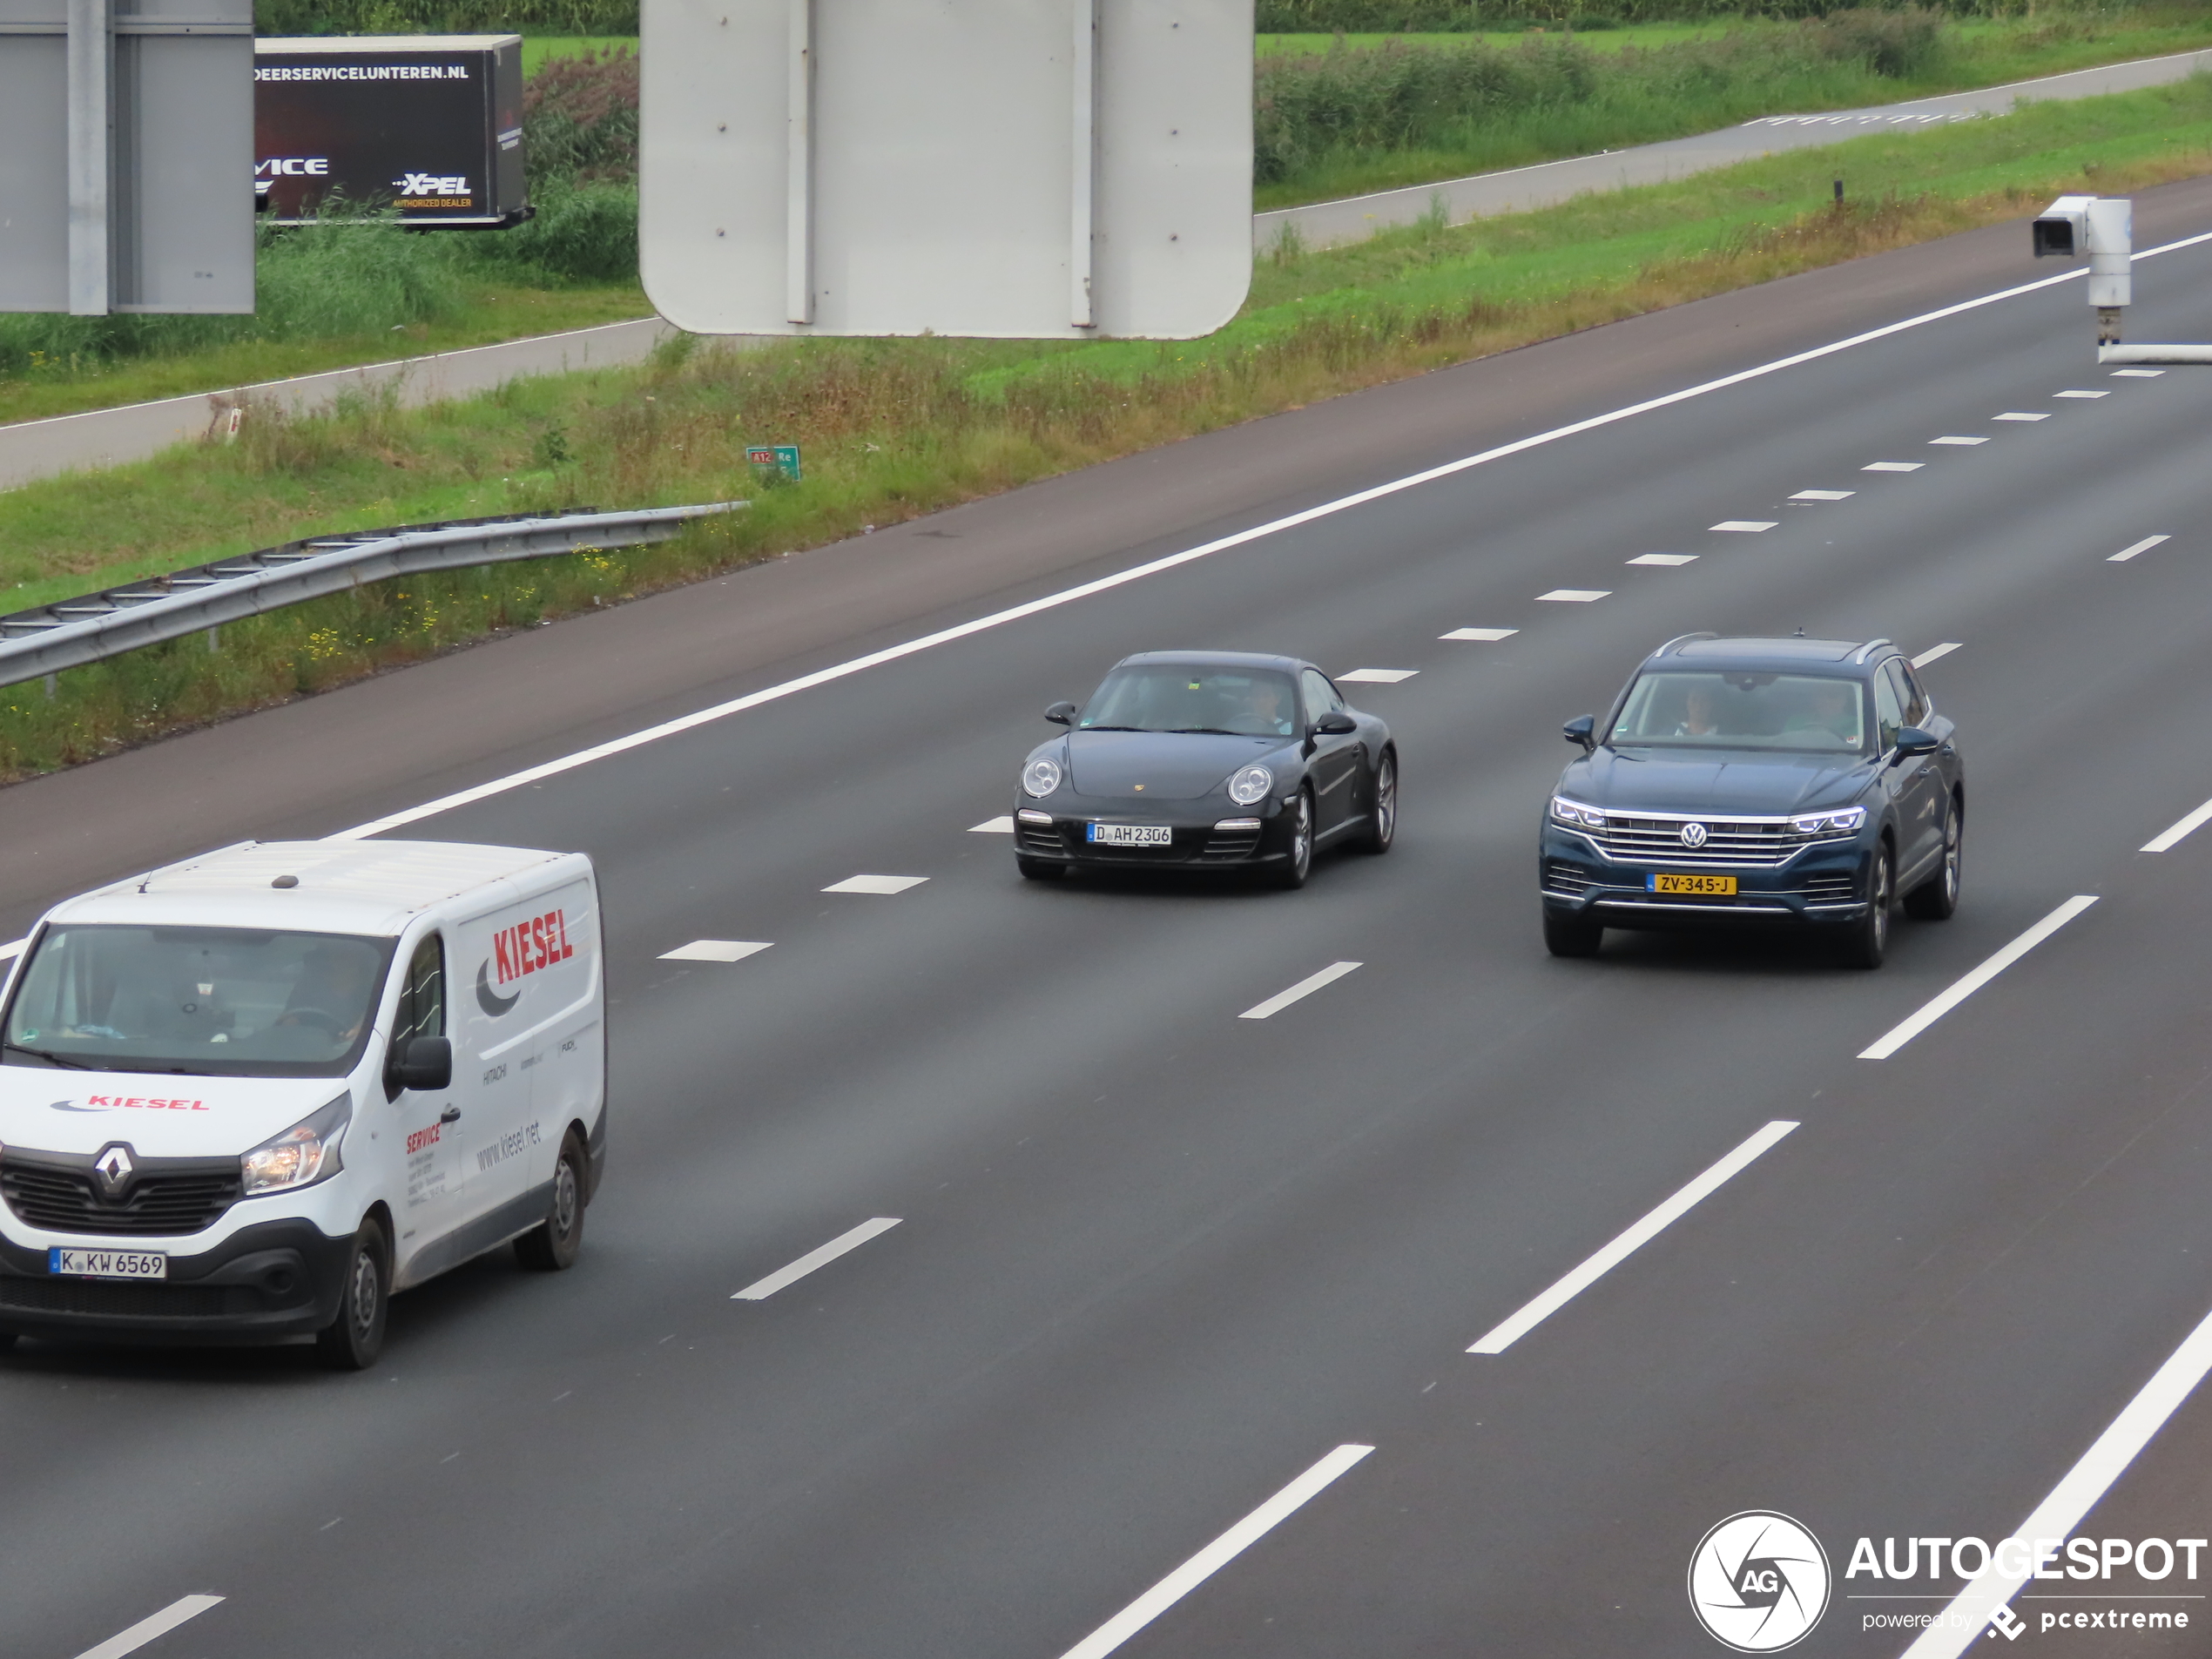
[241,1093,350,1197]
[1550,796,1607,830]
[1227,765,1274,807]
[1789,806,1866,837]
[1022,756,1063,798]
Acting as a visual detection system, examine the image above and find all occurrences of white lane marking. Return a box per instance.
[732,1217,902,1300]
[260,227,2199,841]
[1899,1298,2212,1659]
[1627,553,1697,567]
[1467,1121,1799,1355]
[1910,643,1961,669]
[2142,795,2212,853]
[1440,626,1518,641]
[2108,534,2170,563]
[1858,895,2099,1060]
[1863,461,1924,471]
[1536,589,1609,603]
[822,874,928,894]
[969,815,1016,833]
[72,1596,225,1659]
[1239,961,1361,1021]
[1338,668,1418,684]
[2054,389,2108,398]
[1055,1445,1374,1659]
[1790,489,1854,501]
[1993,411,2051,421]
[659,940,772,963]
[0,938,23,961]
[1929,435,1988,445]
[1710,520,1777,532]
[2112,368,2166,377]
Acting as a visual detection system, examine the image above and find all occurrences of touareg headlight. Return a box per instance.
[1550,796,1607,830]
[1790,806,1866,837]
[1022,757,1062,798]
[1227,765,1274,807]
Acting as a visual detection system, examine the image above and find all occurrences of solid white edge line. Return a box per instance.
[732,1217,901,1301]
[1239,961,1362,1021]
[2143,796,2212,853]
[1898,1298,2212,1659]
[315,230,2212,843]
[1910,643,1961,669]
[2108,534,2170,563]
[0,938,23,961]
[72,1595,226,1659]
[1467,1120,1798,1355]
[1055,1445,1375,1659]
[1858,896,2098,1060]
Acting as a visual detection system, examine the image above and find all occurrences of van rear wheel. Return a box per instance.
[516,1132,588,1272]
[315,1217,389,1372]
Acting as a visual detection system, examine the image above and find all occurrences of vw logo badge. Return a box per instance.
[93,1143,134,1193]
[1680,821,1710,849]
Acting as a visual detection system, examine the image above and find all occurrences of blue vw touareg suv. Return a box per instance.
[1540,635,1964,968]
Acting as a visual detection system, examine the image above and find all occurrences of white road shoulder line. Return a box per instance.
[1791,489,1854,501]
[1536,589,1609,603]
[0,938,23,961]
[1864,462,1924,471]
[1055,1445,1374,1659]
[1910,643,1961,669]
[73,1596,225,1659]
[2108,534,2170,563]
[287,226,2202,840]
[1468,1120,1798,1355]
[1240,961,1361,1021]
[970,815,1015,833]
[1930,435,1988,445]
[1339,668,1418,684]
[1711,520,1777,532]
[1858,896,2098,1060]
[1900,1297,2212,1659]
[659,940,772,963]
[732,1217,901,1300]
[1628,553,1696,567]
[822,874,928,894]
[1440,626,1517,641]
[2143,795,2212,853]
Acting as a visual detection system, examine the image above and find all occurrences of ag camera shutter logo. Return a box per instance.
[1689,1511,1831,1652]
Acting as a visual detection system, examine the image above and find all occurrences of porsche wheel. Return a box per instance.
[1271,788,1314,889]
[1357,749,1397,854]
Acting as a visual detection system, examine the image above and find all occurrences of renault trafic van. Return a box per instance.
[0,840,605,1368]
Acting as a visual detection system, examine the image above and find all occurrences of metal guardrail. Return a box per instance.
[0,502,745,692]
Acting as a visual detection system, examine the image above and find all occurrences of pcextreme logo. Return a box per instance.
[1689,1511,1831,1652]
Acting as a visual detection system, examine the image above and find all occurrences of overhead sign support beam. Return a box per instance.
[1069,0,1096,330]
[785,0,812,325]
[67,0,110,314]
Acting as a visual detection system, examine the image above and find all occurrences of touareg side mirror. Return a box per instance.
[1893,725,1939,760]
[388,1035,452,1094]
[1044,701,1077,725]
[1312,711,1358,736]
[1563,714,1596,752]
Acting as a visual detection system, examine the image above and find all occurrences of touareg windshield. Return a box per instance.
[1608,671,1870,754]
[2,926,395,1078]
[1080,665,1299,738]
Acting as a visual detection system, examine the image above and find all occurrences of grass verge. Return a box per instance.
[3,76,2210,780]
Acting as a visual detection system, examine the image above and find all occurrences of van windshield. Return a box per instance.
[2,926,394,1078]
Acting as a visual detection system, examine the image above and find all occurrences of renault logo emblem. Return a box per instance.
[93,1144,134,1194]
[1680,822,1710,849]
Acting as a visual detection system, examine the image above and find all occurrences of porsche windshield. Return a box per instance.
[1079,666,1299,738]
[1608,671,1870,754]
[2,926,393,1077]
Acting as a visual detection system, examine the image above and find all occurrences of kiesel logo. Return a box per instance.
[256,157,329,177]
[475,907,574,1017]
[1689,1511,1831,1652]
[51,1094,209,1114]
[395,172,469,197]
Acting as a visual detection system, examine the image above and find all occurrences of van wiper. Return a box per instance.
[3,1042,93,1070]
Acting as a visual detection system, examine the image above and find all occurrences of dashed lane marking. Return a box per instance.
[1929,435,1988,445]
[1710,520,1777,532]
[1339,668,1419,684]
[2143,794,2212,853]
[822,874,930,894]
[2108,535,2170,563]
[659,940,772,963]
[732,1217,901,1300]
[1993,411,2051,421]
[72,1597,226,1659]
[2054,389,2108,398]
[1910,643,1961,668]
[1535,589,1609,603]
[1863,462,1924,471]
[969,816,1015,833]
[2112,368,2165,377]
[1790,489,1854,501]
[1239,961,1362,1021]
[1627,554,1697,566]
[1440,626,1518,641]
[0,938,22,961]
[1858,896,2099,1060]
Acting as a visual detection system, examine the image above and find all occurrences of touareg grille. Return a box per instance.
[1580,816,1810,869]
[0,1276,253,1318]
[2,1158,239,1238]
[1796,872,1858,903]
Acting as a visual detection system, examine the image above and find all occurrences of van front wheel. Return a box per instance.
[315,1217,389,1371]
[516,1132,588,1272]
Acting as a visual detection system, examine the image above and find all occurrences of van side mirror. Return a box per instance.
[1563,715,1596,752]
[387,1035,452,1095]
[1311,711,1358,736]
[1044,701,1077,725]
[1893,725,1939,760]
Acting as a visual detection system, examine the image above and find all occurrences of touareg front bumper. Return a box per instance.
[1539,825,1874,928]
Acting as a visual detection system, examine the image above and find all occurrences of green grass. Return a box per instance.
[519,33,633,74]
[1258,22,1740,53]
[5,75,2211,777]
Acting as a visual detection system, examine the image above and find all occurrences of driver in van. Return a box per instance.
[275,945,378,1044]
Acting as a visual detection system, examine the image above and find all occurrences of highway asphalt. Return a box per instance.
[7,179,2212,1659]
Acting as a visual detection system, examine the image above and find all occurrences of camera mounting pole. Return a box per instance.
[2033,194,2212,364]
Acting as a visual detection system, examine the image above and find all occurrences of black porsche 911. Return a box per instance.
[1012,651,1397,887]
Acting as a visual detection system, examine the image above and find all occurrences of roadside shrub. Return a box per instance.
[523,45,638,188]
[256,0,636,33]
[482,181,638,281]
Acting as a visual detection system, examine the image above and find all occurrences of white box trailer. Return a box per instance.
[0,839,604,1368]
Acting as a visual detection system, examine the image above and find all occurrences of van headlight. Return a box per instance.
[1790,806,1866,837]
[1022,756,1062,798]
[241,1093,350,1197]
[1227,765,1274,806]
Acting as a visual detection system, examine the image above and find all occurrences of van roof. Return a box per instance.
[50,840,577,938]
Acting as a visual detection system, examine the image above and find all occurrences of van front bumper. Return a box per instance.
[0,1217,353,1345]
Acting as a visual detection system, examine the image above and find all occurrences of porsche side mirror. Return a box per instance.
[387,1034,452,1094]
[1311,711,1357,736]
[1563,715,1596,752]
[1044,701,1077,725]
[1893,725,1939,760]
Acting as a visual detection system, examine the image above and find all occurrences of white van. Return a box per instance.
[0,839,605,1368]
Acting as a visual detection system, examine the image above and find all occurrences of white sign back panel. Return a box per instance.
[640,0,1251,339]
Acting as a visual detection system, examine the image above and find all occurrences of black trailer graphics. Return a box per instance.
[254,35,528,228]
